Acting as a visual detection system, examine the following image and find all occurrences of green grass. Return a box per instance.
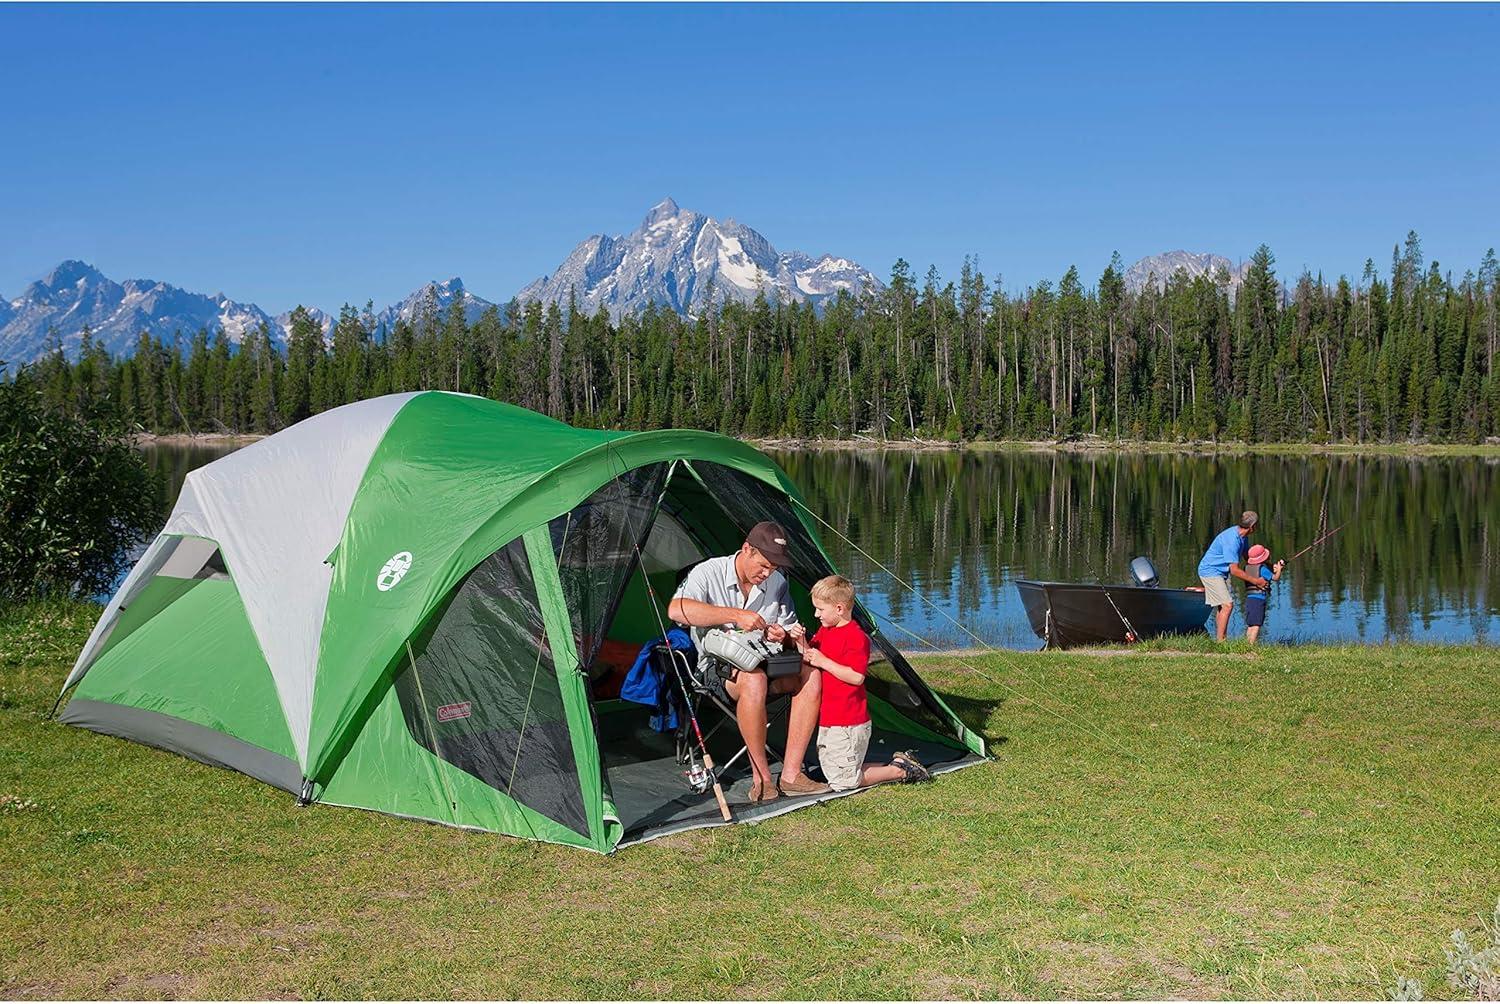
[3,601,1496,999]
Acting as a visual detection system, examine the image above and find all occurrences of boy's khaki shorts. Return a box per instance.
[817,721,872,791]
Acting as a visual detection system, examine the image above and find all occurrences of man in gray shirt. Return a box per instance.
[668,521,831,803]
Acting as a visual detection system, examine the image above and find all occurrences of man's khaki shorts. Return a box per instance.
[1200,574,1233,607]
[817,720,872,791]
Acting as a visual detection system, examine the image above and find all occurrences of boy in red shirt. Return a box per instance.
[791,575,931,791]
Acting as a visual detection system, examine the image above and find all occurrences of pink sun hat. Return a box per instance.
[1247,544,1271,565]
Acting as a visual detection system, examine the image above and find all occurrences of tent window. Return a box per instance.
[548,462,670,670]
[393,537,587,836]
[77,535,230,678]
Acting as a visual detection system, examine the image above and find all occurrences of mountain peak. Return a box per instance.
[641,196,682,227]
[42,260,106,288]
[1124,250,1249,295]
[371,276,494,334]
[520,201,881,320]
[2,263,279,363]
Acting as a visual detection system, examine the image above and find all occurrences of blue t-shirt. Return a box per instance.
[1198,525,1245,578]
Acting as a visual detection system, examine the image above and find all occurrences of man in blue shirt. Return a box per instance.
[1197,510,1266,641]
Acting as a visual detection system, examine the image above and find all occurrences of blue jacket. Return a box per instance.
[620,628,694,732]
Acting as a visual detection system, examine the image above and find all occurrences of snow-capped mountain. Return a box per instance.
[274,306,335,344]
[515,198,882,319]
[0,261,494,364]
[1123,251,1252,295]
[0,261,281,363]
[372,277,497,336]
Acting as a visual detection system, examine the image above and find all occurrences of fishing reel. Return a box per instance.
[682,750,714,794]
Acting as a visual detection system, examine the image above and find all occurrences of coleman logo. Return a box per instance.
[437,701,472,722]
[376,551,413,592]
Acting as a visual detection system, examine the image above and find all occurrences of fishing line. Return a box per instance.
[1287,522,1346,564]
[657,631,733,821]
[786,495,1144,764]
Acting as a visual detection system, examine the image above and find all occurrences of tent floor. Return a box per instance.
[594,702,983,845]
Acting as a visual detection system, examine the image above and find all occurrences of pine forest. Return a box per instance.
[15,233,1500,445]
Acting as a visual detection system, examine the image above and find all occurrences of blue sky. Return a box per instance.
[3,3,1497,312]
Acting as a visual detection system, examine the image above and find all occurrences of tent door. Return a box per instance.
[521,525,621,851]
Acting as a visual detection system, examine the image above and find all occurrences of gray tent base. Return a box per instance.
[618,753,987,847]
[596,702,984,846]
[59,698,303,794]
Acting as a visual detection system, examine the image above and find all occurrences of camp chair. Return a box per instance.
[650,643,792,781]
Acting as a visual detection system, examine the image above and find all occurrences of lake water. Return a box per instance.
[141,444,1500,649]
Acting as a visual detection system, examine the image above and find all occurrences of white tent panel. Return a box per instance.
[158,393,422,769]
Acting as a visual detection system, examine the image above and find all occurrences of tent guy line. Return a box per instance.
[785,494,1145,765]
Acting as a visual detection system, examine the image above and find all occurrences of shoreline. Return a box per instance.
[133,429,1500,457]
[752,435,1500,457]
[133,431,265,446]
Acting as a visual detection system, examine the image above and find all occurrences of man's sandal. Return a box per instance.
[891,750,933,783]
[778,773,832,796]
[749,778,782,803]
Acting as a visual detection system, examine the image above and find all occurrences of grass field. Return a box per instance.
[3,602,1496,999]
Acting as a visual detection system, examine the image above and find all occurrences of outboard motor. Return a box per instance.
[1128,555,1160,588]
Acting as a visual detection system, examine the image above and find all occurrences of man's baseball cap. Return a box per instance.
[745,521,793,567]
[1239,510,1259,529]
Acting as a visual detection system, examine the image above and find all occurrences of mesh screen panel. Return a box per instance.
[685,462,830,577]
[548,463,669,669]
[394,538,587,836]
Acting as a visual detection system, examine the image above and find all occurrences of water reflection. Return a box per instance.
[766,449,1499,649]
[138,444,1498,648]
[142,443,243,517]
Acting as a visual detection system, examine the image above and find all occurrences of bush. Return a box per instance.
[0,365,161,604]
[1445,898,1500,999]
[1395,897,1500,1002]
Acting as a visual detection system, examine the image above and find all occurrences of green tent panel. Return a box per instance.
[60,392,986,852]
[64,567,301,792]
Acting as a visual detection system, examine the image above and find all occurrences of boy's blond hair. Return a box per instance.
[810,574,856,609]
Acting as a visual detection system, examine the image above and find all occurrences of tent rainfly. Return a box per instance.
[58,392,986,850]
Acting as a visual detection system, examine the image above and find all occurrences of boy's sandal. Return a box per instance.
[891,750,932,783]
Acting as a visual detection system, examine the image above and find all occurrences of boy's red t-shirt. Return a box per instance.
[812,619,871,727]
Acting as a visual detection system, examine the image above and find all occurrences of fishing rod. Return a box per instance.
[606,450,732,821]
[1285,521,1346,564]
[660,642,733,821]
[1079,539,1140,644]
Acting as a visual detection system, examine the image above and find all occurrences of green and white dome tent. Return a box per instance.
[59,392,985,851]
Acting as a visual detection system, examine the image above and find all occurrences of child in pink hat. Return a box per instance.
[1244,544,1285,644]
